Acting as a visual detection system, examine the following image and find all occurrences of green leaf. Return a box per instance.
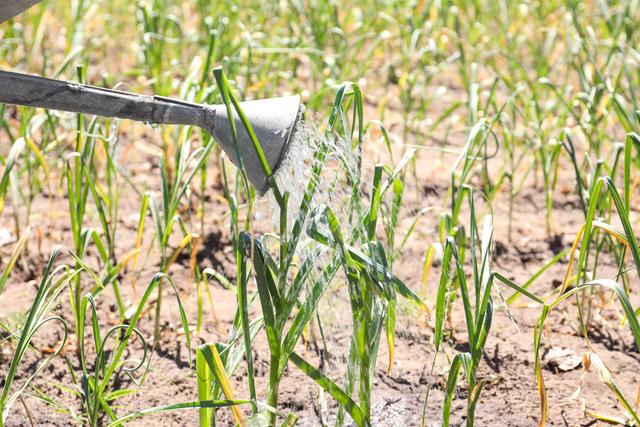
[289,352,370,427]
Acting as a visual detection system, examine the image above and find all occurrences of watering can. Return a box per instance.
[0,0,303,195]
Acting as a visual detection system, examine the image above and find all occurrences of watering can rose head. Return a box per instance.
[207,95,304,196]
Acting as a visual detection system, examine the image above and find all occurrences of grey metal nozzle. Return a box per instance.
[0,69,303,195]
[210,95,302,195]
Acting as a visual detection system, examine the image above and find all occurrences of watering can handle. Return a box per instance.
[0,70,214,128]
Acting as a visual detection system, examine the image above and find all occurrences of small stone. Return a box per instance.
[546,347,581,372]
[0,228,15,247]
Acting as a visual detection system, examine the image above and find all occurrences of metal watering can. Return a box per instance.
[0,0,303,195]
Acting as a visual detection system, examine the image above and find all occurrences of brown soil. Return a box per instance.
[1,114,639,427]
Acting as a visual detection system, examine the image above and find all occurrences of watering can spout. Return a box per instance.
[0,69,304,195]
[0,2,304,195]
[209,95,302,195]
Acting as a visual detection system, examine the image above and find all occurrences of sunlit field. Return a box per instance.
[1,1,640,426]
